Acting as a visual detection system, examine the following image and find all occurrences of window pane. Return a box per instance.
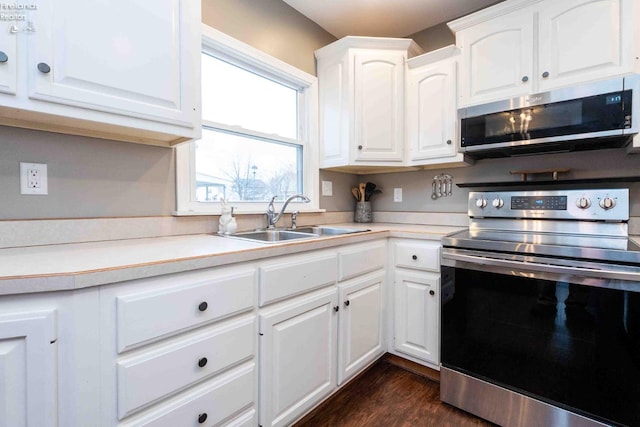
[195,128,302,202]
[202,54,298,139]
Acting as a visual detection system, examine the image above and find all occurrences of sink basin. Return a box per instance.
[289,226,370,236]
[224,229,317,243]
[223,226,370,244]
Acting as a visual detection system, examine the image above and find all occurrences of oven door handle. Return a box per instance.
[442,248,640,288]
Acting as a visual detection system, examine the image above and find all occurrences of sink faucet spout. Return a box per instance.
[266,194,310,228]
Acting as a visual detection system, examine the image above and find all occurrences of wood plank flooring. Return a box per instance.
[294,359,496,427]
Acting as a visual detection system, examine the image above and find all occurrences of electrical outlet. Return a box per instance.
[394,188,402,202]
[20,162,48,195]
[322,180,333,196]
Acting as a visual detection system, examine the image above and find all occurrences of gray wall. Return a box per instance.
[407,23,455,53]
[360,148,640,216]
[0,128,175,220]
[202,0,336,76]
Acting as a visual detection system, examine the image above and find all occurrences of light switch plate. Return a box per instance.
[394,188,402,202]
[20,162,48,195]
[322,180,333,196]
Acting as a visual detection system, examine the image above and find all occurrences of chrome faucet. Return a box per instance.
[266,194,310,228]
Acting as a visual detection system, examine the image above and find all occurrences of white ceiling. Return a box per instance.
[282,0,504,38]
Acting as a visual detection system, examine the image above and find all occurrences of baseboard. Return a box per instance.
[382,353,440,383]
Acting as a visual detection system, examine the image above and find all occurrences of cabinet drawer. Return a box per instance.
[394,240,441,272]
[338,241,386,281]
[259,251,337,306]
[116,267,257,352]
[120,362,255,427]
[117,316,255,419]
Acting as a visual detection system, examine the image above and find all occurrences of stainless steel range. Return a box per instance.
[440,189,640,427]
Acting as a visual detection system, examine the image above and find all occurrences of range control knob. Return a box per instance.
[492,198,504,209]
[475,197,487,209]
[599,197,616,210]
[576,197,591,209]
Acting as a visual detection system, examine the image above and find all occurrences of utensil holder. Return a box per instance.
[354,201,372,223]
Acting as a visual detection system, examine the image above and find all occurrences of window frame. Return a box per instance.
[175,24,319,215]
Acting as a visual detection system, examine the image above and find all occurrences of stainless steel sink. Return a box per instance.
[224,229,317,243]
[223,226,369,243]
[288,226,370,236]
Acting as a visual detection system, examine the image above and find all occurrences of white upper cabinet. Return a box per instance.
[0,0,201,146]
[316,37,422,172]
[406,46,469,167]
[537,0,633,92]
[451,0,638,106]
[0,33,17,95]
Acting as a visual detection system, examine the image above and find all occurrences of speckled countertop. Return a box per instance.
[0,223,463,296]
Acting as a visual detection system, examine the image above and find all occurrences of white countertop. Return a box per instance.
[0,223,461,296]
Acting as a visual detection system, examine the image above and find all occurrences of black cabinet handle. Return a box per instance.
[521,75,529,82]
[198,357,208,368]
[357,145,363,150]
[446,140,452,145]
[198,413,208,424]
[429,290,435,296]
[412,255,418,260]
[542,71,550,78]
[37,62,51,74]
[344,300,350,307]
[333,305,339,312]
[198,301,208,312]
[0,51,7,63]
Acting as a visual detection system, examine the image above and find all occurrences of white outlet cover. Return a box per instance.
[394,188,402,202]
[322,180,333,196]
[20,162,48,195]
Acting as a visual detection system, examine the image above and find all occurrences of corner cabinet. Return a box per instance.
[0,0,201,146]
[315,37,423,171]
[406,46,470,168]
[450,0,639,107]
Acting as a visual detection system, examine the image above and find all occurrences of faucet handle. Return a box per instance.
[291,210,299,229]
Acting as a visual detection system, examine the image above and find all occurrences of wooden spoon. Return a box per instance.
[359,183,366,202]
[351,187,360,201]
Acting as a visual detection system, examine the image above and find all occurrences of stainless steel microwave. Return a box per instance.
[459,74,640,157]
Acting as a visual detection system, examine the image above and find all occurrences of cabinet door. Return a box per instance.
[30,0,198,126]
[537,0,632,92]
[318,54,350,168]
[407,59,457,162]
[354,52,404,162]
[0,310,57,427]
[394,270,439,365]
[338,272,384,385]
[0,32,17,95]
[259,288,338,427]
[458,10,534,106]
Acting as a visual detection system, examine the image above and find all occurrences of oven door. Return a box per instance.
[441,250,640,427]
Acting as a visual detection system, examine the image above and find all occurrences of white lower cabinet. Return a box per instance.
[259,240,387,426]
[0,308,57,427]
[259,288,339,427]
[390,239,442,367]
[338,271,385,385]
[99,264,259,427]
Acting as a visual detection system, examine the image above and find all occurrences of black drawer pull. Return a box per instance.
[198,357,208,368]
[198,413,208,424]
[37,62,51,73]
[344,300,350,307]
[429,290,435,296]
[198,301,208,312]
[333,305,339,312]
[412,255,418,260]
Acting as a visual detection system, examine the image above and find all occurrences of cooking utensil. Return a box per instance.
[364,182,376,201]
[445,174,453,196]
[359,182,366,202]
[431,180,438,199]
[351,187,360,201]
[434,175,442,198]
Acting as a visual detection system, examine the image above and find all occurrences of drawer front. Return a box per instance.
[117,316,255,419]
[394,240,441,272]
[259,251,337,306]
[338,241,386,281]
[117,267,257,352]
[120,362,256,427]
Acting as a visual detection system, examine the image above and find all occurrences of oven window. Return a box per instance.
[441,267,640,426]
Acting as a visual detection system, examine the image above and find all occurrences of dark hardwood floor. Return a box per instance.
[294,359,496,427]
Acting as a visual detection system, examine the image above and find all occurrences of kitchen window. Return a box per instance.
[175,25,319,215]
